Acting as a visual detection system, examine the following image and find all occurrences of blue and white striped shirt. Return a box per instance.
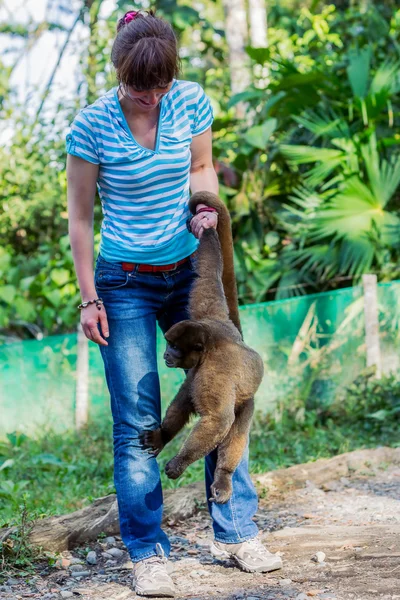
[66,79,213,264]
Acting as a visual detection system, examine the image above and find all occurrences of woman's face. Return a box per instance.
[122,82,173,110]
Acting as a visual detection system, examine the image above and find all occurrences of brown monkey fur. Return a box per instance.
[140,192,264,503]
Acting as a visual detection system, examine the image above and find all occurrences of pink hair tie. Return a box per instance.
[124,11,139,24]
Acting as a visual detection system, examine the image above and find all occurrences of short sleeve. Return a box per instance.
[66,113,100,165]
[192,85,214,137]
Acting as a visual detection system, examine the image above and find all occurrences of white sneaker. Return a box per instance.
[210,536,283,573]
[133,546,175,597]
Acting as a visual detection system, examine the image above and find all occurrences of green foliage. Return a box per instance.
[214,3,400,302]
[0,500,47,579]
[1,2,400,335]
[331,370,400,430]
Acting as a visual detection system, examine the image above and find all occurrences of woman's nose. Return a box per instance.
[145,92,159,105]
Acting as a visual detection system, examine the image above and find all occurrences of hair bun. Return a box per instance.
[117,9,141,32]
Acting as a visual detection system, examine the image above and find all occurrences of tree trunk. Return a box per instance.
[85,0,103,105]
[248,0,268,48]
[221,0,251,118]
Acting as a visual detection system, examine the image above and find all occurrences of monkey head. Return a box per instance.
[164,321,210,369]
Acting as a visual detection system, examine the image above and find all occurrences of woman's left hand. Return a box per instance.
[190,208,218,239]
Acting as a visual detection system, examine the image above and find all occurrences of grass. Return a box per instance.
[1,407,398,528]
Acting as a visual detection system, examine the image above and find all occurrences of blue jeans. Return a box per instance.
[94,254,259,562]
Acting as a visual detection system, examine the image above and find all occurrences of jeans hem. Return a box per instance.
[129,549,170,564]
[214,528,259,544]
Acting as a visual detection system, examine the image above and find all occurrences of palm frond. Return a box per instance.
[369,59,400,96]
[293,109,350,141]
[280,144,345,165]
[284,245,340,282]
[362,137,400,208]
[339,237,374,276]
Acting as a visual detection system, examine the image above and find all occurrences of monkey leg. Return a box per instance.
[210,398,255,504]
[140,377,194,456]
[165,407,235,480]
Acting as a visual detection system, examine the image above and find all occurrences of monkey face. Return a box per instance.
[164,321,209,369]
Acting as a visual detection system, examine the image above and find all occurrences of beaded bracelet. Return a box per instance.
[78,298,104,311]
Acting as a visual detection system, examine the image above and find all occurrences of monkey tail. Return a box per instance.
[189,192,242,337]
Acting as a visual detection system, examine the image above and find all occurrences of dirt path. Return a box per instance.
[1,457,399,600]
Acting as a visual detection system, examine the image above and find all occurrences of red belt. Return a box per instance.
[121,253,193,273]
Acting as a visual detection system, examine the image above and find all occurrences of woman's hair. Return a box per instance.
[111,9,180,91]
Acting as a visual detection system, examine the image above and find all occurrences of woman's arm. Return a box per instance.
[67,154,109,345]
[189,127,219,238]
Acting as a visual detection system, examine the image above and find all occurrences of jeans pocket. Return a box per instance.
[95,269,129,291]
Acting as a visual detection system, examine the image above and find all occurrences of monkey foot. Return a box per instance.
[165,457,185,479]
[139,428,164,456]
[209,477,233,504]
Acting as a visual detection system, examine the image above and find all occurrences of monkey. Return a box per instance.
[139,192,264,504]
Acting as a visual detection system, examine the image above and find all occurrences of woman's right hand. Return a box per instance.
[81,303,109,346]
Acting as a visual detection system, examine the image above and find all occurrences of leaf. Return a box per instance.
[244,119,277,149]
[14,297,36,321]
[0,248,11,274]
[0,459,14,471]
[50,268,70,286]
[367,409,389,421]
[347,47,371,98]
[0,285,16,305]
[227,89,265,109]
[369,59,400,96]
[280,144,345,165]
[44,289,62,308]
[31,453,65,467]
[245,46,270,64]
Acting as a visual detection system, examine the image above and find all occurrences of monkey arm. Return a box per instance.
[140,376,194,455]
[189,192,242,336]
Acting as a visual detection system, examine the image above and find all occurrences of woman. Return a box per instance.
[67,9,282,598]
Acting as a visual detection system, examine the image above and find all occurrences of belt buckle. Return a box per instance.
[164,262,178,272]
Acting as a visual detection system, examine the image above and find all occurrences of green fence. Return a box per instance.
[1,280,400,438]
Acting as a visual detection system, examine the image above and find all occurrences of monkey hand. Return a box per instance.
[139,428,165,457]
[209,473,233,504]
[165,456,186,479]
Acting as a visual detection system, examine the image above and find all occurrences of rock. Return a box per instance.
[69,557,84,565]
[60,592,74,599]
[247,597,261,600]
[322,480,341,492]
[55,557,71,569]
[69,564,86,572]
[190,570,200,578]
[105,559,118,567]
[311,551,326,563]
[319,595,337,599]
[102,551,113,559]
[105,547,124,558]
[104,536,116,546]
[279,579,292,586]
[6,578,20,586]
[295,595,309,600]
[70,570,90,578]
[86,551,97,565]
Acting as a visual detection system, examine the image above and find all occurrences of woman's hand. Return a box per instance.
[81,303,109,346]
[190,204,218,239]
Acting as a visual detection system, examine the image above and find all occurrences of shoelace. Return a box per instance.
[244,536,271,556]
[135,556,170,580]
